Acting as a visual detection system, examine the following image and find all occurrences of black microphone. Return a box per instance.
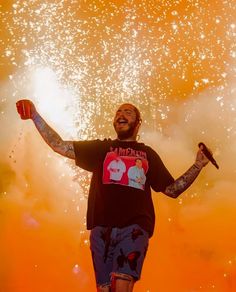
[198,142,219,169]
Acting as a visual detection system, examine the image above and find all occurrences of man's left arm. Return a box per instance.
[163,149,209,198]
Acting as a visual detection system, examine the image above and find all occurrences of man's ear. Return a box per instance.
[136,119,142,126]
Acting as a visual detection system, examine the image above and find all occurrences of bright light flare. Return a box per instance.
[32,67,77,137]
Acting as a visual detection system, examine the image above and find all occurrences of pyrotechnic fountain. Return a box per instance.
[0,1,235,291]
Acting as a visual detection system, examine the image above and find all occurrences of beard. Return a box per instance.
[114,120,137,140]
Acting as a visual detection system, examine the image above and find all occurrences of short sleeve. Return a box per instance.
[147,147,175,192]
[73,139,103,172]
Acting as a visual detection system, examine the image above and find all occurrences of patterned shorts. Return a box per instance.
[90,224,149,287]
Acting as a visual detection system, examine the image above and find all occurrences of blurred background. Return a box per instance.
[0,0,236,291]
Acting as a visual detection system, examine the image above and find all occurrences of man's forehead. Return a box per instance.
[117,103,136,111]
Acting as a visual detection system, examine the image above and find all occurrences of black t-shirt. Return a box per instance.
[73,139,174,237]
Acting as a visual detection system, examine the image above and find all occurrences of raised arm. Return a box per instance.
[163,149,209,198]
[16,99,75,159]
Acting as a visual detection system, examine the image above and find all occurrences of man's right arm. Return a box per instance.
[32,112,75,159]
[16,100,75,159]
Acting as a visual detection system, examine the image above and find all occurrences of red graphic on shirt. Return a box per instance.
[103,151,149,190]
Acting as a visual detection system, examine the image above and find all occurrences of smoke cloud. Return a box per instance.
[0,0,235,289]
[1,70,236,291]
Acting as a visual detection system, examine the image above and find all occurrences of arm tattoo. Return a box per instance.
[32,112,75,159]
[164,163,202,198]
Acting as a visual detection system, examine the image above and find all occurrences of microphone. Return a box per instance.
[198,142,219,169]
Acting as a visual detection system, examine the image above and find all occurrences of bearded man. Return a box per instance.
[16,100,209,292]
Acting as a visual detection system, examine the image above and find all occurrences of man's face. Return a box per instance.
[113,104,138,140]
[135,159,142,168]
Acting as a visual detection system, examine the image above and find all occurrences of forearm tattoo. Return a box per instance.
[32,112,75,159]
[164,163,202,198]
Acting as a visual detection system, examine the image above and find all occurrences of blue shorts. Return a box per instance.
[90,224,149,287]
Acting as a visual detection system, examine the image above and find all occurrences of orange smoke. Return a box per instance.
[1,0,236,291]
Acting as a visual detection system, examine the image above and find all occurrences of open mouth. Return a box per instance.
[117,118,128,126]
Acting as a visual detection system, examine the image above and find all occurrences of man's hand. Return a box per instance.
[16,99,75,159]
[195,148,209,169]
[16,99,37,120]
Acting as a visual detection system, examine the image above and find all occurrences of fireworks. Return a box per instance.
[0,1,236,291]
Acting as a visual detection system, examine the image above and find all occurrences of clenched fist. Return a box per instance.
[16,99,36,120]
[195,148,209,168]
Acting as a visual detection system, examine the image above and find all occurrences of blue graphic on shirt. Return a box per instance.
[127,158,146,190]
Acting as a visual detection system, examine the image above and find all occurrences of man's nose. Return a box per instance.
[117,112,125,119]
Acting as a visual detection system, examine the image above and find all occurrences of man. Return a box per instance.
[16,100,209,292]
[127,158,146,190]
[107,157,126,183]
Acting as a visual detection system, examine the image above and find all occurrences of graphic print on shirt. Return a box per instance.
[107,157,126,182]
[103,147,149,190]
